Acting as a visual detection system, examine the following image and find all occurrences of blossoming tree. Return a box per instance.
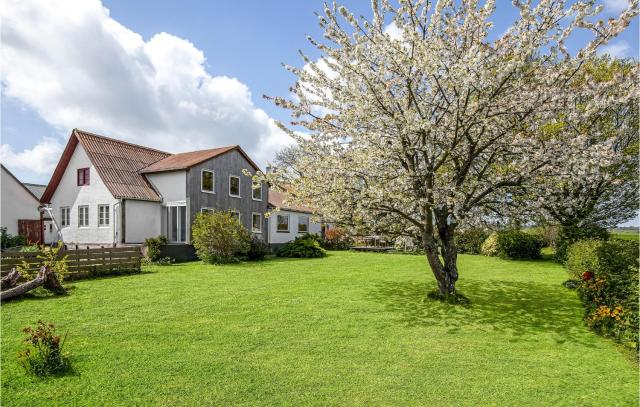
[264,0,639,296]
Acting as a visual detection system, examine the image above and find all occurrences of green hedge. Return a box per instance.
[555,224,609,263]
[277,235,327,258]
[481,230,543,260]
[566,239,639,352]
[455,228,490,254]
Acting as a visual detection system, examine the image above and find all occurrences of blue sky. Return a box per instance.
[1,0,638,223]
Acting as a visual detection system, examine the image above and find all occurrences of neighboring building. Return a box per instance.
[41,129,268,247]
[1,164,48,243]
[23,183,47,200]
[267,189,322,249]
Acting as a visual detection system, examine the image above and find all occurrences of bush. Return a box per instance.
[17,243,69,283]
[566,239,639,351]
[480,232,499,257]
[481,230,543,259]
[555,224,609,263]
[144,235,168,262]
[191,211,250,264]
[277,235,327,258]
[1,228,27,249]
[455,228,490,254]
[17,321,71,377]
[244,236,270,261]
[322,227,353,250]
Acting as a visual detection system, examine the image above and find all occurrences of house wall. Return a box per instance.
[145,171,186,203]
[186,149,269,241]
[0,166,41,236]
[47,144,118,245]
[268,209,322,246]
[124,199,161,243]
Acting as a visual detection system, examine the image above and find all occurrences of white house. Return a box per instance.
[267,190,323,249]
[41,129,268,247]
[1,164,48,243]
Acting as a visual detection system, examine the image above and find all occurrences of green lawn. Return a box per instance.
[2,252,637,406]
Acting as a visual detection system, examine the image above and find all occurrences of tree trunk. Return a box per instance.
[1,268,21,290]
[423,209,459,296]
[0,266,66,301]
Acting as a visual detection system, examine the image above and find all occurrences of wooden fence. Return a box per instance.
[0,246,142,280]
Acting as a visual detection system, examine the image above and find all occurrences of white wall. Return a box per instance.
[124,199,161,243]
[145,171,186,203]
[268,210,322,245]
[47,145,118,245]
[0,166,41,235]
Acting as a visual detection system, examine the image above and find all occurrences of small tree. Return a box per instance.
[262,0,638,297]
[191,211,250,264]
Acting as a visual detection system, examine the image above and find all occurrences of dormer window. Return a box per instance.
[77,168,90,186]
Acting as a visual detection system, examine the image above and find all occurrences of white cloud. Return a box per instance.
[597,41,631,58]
[604,0,630,13]
[0,137,64,175]
[0,0,292,169]
[384,22,403,40]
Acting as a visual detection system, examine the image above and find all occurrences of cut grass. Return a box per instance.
[612,231,639,241]
[1,252,637,406]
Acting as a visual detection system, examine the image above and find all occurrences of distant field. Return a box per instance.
[612,231,639,241]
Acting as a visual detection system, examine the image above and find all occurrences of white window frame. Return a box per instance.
[252,182,262,201]
[60,207,70,227]
[98,204,110,227]
[201,207,215,214]
[78,205,89,228]
[298,215,309,234]
[276,214,290,233]
[228,175,241,198]
[230,210,241,222]
[201,169,215,194]
[252,213,262,233]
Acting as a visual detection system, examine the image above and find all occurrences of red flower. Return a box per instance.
[582,271,594,281]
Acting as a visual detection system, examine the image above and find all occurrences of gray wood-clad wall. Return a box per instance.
[186,150,269,242]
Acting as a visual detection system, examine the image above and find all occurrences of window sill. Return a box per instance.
[229,194,241,198]
[276,230,290,233]
[252,198,262,202]
[252,230,262,234]
[201,190,215,194]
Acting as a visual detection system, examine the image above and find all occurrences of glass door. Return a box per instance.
[167,205,187,243]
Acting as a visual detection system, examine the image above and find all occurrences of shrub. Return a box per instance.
[191,211,250,264]
[0,228,27,249]
[144,235,168,262]
[18,243,69,283]
[17,321,71,377]
[277,235,327,258]
[480,232,499,257]
[455,228,490,254]
[322,227,353,250]
[481,230,542,259]
[566,239,639,351]
[529,225,559,248]
[555,224,609,263]
[244,236,270,261]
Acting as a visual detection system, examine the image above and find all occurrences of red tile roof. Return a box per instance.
[41,129,170,203]
[268,190,315,214]
[140,145,260,173]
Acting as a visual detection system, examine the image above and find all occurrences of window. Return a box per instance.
[201,207,215,214]
[60,207,70,227]
[229,175,240,197]
[298,215,309,233]
[77,168,90,186]
[276,214,289,232]
[252,182,262,201]
[252,213,262,233]
[167,205,187,243]
[98,205,110,227]
[78,205,89,227]
[201,170,214,193]
[230,210,240,222]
